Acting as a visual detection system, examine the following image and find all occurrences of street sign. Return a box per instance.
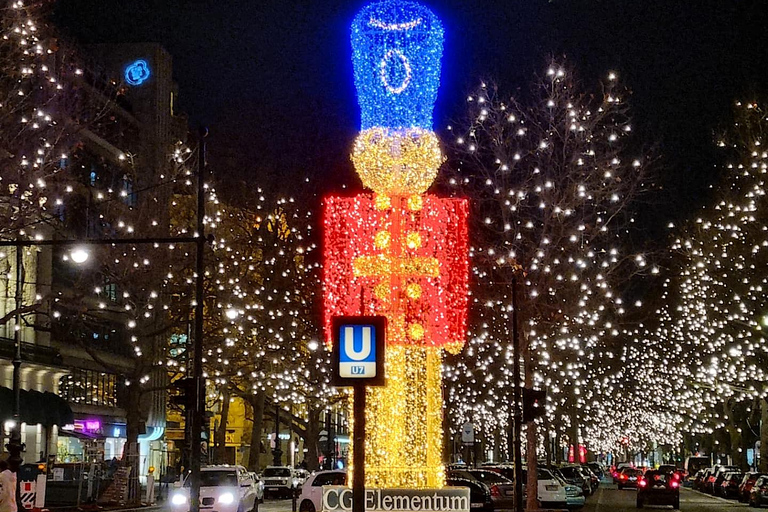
[331,316,386,387]
[461,422,474,444]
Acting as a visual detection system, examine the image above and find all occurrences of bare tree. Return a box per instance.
[445,59,655,507]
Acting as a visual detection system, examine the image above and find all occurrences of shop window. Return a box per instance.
[59,369,117,407]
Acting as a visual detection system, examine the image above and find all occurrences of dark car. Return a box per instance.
[559,466,591,496]
[708,465,739,494]
[637,469,680,509]
[463,469,516,510]
[718,471,743,498]
[750,475,768,508]
[445,476,493,512]
[617,467,642,490]
[579,466,600,494]
[697,468,714,492]
[739,472,764,502]
[586,463,604,480]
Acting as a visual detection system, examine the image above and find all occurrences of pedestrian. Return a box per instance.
[0,459,17,512]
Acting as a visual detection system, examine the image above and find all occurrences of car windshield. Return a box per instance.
[622,469,640,476]
[186,471,238,487]
[264,468,292,477]
[560,467,581,478]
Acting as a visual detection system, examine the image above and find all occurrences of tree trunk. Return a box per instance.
[122,384,142,504]
[215,387,231,464]
[761,398,768,472]
[724,401,745,468]
[569,402,579,463]
[303,405,321,471]
[247,389,265,471]
[523,330,538,510]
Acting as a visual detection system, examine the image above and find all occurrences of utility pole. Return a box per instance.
[189,127,208,512]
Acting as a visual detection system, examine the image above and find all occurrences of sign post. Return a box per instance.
[331,316,386,512]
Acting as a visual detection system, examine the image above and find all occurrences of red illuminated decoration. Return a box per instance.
[323,194,468,353]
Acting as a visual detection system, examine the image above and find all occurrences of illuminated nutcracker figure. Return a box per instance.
[323,0,468,489]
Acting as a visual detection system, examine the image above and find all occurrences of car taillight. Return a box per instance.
[708,476,716,482]
[490,485,501,497]
[612,472,618,478]
[673,473,681,480]
[638,479,647,488]
[670,480,680,489]
[620,474,627,480]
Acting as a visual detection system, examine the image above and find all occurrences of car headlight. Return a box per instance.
[171,493,188,506]
[218,493,235,505]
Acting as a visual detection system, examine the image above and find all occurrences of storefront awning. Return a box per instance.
[0,386,74,426]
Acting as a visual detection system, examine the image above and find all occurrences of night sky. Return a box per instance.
[54,0,768,226]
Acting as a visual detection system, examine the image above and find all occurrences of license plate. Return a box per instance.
[504,490,513,496]
[470,503,483,508]
[545,485,559,491]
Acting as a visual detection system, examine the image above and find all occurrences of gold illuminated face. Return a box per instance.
[351,127,444,196]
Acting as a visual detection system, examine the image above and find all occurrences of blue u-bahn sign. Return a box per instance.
[331,316,386,387]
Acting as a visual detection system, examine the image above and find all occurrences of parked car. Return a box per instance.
[586,462,604,480]
[707,465,739,494]
[559,465,591,496]
[616,467,642,490]
[690,469,706,489]
[750,475,768,508]
[527,467,574,509]
[293,469,310,488]
[739,472,764,503]
[717,471,743,498]
[579,466,599,494]
[170,465,260,512]
[449,469,515,510]
[697,467,715,492]
[249,472,265,502]
[297,470,346,512]
[445,476,493,512]
[262,466,301,498]
[636,469,679,509]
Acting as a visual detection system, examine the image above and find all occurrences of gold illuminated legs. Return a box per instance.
[349,346,445,489]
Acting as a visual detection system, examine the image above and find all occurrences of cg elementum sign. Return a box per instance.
[321,487,470,512]
[330,316,386,387]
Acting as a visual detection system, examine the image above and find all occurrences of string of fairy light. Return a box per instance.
[443,63,671,459]
[8,0,768,465]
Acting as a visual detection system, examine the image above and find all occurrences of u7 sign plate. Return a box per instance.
[331,316,386,387]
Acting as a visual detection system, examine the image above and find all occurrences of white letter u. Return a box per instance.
[344,326,372,361]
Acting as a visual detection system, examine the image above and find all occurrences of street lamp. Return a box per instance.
[69,247,90,264]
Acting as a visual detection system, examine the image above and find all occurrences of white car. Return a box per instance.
[249,472,265,502]
[298,470,347,512]
[171,465,260,512]
[262,466,300,498]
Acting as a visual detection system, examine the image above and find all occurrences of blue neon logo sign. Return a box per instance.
[339,324,376,378]
[125,59,151,86]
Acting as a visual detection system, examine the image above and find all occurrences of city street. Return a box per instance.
[585,484,749,511]
[248,482,754,512]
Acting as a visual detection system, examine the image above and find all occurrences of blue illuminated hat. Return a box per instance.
[351,0,444,131]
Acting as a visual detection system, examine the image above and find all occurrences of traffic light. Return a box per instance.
[522,388,547,423]
[170,377,196,409]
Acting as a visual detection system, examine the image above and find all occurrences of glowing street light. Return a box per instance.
[70,247,90,264]
[225,308,239,320]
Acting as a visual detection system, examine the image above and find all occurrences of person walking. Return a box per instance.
[0,459,17,512]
